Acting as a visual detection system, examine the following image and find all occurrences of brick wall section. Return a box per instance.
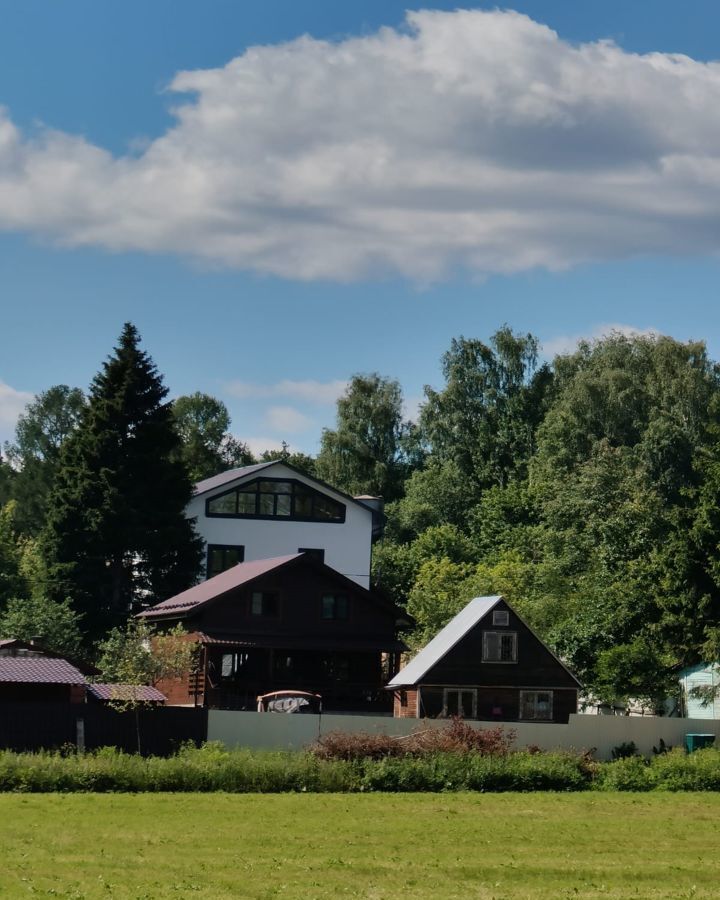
[393,689,418,718]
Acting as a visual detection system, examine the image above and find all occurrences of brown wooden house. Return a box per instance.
[138,553,406,712]
[387,596,581,723]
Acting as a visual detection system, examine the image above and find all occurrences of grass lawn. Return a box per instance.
[1,793,718,899]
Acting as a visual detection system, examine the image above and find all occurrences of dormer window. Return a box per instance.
[206,478,345,523]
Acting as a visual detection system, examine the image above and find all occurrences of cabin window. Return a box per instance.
[321,594,348,620]
[206,544,244,579]
[443,688,477,719]
[482,631,517,663]
[322,655,351,681]
[206,478,345,523]
[250,591,279,617]
[519,690,553,721]
[220,652,249,678]
[492,610,509,626]
[299,547,325,564]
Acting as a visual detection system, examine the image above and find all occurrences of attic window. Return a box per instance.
[206,478,345,523]
[321,594,348,620]
[250,592,279,617]
[482,631,517,663]
[492,610,509,626]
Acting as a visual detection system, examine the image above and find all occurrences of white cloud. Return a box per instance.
[225,379,347,405]
[242,436,288,457]
[4,11,720,279]
[264,405,314,434]
[542,323,659,358]
[402,393,424,422]
[0,380,33,443]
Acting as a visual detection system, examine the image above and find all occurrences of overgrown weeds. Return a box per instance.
[3,740,720,793]
[311,718,515,760]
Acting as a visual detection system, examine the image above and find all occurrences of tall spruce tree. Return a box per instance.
[42,324,203,642]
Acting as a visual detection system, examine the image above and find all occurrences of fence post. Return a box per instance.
[76,717,85,752]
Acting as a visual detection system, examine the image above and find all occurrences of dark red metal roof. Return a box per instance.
[138,554,303,619]
[0,657,87,685]
[87,683,166,702]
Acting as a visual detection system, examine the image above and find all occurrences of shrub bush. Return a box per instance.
[5,743,720,793]
[311,719,516,761]
[594,755,654,792]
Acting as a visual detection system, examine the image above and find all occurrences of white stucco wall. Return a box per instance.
[187,463,373,588]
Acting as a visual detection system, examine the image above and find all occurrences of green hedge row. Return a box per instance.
[2,744,720,792]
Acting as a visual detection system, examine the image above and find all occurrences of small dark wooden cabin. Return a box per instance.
[0,639,88,703]
[139,553,406,713]
[387,596,581,724]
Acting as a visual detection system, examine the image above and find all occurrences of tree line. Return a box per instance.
[2,322,719,709]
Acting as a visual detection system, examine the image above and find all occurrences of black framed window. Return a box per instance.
[250,591,279,617]
[206,544,244,579]
[321,594,348,620]
[299,548,325,563]
[482,631,518,663]
[206,478,345,523]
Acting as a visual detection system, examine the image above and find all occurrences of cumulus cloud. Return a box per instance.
[542,323,659,358]
[3,10,720,279]
[264,405,314,433]
[0,380,33,443]
[242,436,289,457]
[225,379,347,404]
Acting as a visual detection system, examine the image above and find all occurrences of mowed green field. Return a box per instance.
[1,793,718,899]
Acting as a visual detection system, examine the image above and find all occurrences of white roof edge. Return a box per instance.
[193,460,372,512]
[388,596,503,688]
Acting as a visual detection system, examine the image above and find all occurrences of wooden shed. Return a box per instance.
[387,596,581,724]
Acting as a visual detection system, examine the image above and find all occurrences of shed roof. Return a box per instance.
[0,656,87,685]
[87,683,167,702]
[388,597,503,688]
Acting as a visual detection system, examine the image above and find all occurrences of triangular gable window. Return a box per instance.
[206,478,345,523]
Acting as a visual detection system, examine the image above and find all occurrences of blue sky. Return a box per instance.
[2,1,720,453]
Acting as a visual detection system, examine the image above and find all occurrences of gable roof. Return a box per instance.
[139,552,398,623]
[138,554,303,619]
[0,656,87,685]
[387,595,582,689]
[388,597,503,688]
[192,459,374,514]
[194,461,278,497]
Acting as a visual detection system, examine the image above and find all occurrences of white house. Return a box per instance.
[187,461,381,589]
[679,663,720,719]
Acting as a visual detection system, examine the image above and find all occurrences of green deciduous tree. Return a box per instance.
[0,502,29,607]
[3,386,86,535]
[42,324,203,642]
[172,392,254,482]
[317,374,413,501]
[421,326,552,491]
[0,595,83,658]
[97,618,197,752]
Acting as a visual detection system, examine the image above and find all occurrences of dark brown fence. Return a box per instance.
[0,703,208,756]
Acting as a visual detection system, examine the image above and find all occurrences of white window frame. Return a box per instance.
[519,690,554,721]
[492,609,509,626]
[482,631,518,663]
[442,688,478,719]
